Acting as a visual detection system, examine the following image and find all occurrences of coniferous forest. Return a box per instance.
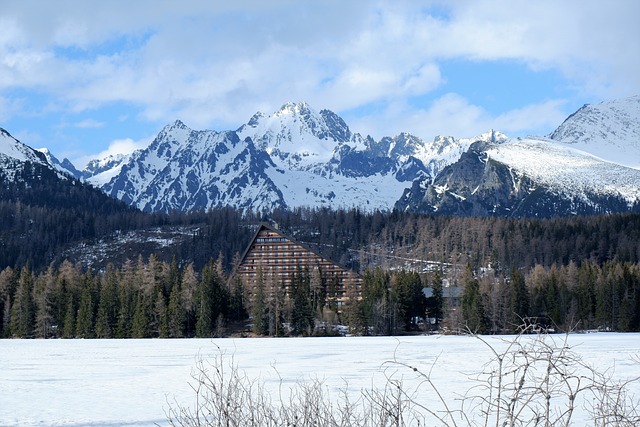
[2,193,640,337]
[0,159,639,338]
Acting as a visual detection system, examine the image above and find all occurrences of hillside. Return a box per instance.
[0,128,142,268]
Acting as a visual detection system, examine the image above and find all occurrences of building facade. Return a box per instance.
[231,224,362,308]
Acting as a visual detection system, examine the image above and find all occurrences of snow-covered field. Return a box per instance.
[1,334,639,426]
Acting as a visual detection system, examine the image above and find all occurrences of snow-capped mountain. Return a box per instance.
[86,103,456,213]
[70,95,640,216]
[83,153,131,185]
[36,147,83,179]
[550,95,640,169]
[1,127,54,185]
[236,101,352,168]
[1,127,134,217]
[97,120,285,212]
[396,137,640,217]
[1,128,48,167]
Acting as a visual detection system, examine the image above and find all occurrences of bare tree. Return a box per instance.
[166,328,640,426]
[386,326,640,427]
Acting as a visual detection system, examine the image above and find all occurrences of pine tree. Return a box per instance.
[510,267,529,329]
[266,277,285,337]
[116,261,136,338]
[195,260,227,337]
[62,293,76,338]
[2,294,11,338]
[228,276,246,322]
[132,292,150,338]
[429,269,444,327]
[75,281,95,338]
[360,267,391,335]
[181,263,198,336]
[461,264,487,333]
[0,267,19,338]
[34,267,55,338]
[391,270,424,332]
[155,290,169,338]
[167,279,186,338]
[575,262,597,330]
[290,269,313,336]
[9,266,35,338]
[95,266,119,338]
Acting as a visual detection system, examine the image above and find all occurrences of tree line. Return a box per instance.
[4,193,640,277]
[1,256,245,339]
[271,208,640,271]
[3,252,639,338]
[454,260,640,334]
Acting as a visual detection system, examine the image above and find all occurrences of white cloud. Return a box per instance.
[98,138,148,158]
[0,0,638,147]
[430,0,640,98]
[347,93,485,140]
[75,137,150,169]
[348,93,568,141]
[74,118,104,129]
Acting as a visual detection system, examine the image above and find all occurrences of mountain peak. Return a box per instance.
[549,94,640,169]
[275,101,312,117]
[20,95,638,217]
[167,119,190,131]
[0,127,12,139]
[236,102,352,167]
[474,129,508,144]
[247,112,266,127]
[35,147,82,179]
[1,127,48,165]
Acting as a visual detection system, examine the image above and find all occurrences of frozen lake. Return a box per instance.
[1,334,639,426]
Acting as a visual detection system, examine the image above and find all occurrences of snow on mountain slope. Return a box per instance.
[486,137,640,204]
[396,135,640,217]
[550,95,640,169]
[36,147,82,179]
[99,120,286,212]
[80,101,432,212]
[237,102,351,169]
[378,130,507,167]
[0,128,47,165]
[0,128,53,182]
[235,101,477,182]
[268,167,408,210]
[96,119,409,212]
[76,96,639,216]
[84,153,131,186]
[101,120,192,206]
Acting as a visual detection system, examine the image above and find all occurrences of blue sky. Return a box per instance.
[1,0,639,167]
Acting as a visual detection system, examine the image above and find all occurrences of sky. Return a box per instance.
[1,0,639,168]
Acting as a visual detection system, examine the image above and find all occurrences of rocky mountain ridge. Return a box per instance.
[3,95,640,217]
[550,95,640,169]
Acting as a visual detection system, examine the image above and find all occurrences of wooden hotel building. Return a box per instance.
[231,224,362,308]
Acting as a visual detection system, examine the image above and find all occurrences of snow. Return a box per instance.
[550,95,640,170]
[269,168,410,211]
[1,334,639,427]
[86,162,126,186]
[53,97,640,214]
[487,137,640,204]
[237,102,340,168]
[0,129,65,183]
[0,129,44,164]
